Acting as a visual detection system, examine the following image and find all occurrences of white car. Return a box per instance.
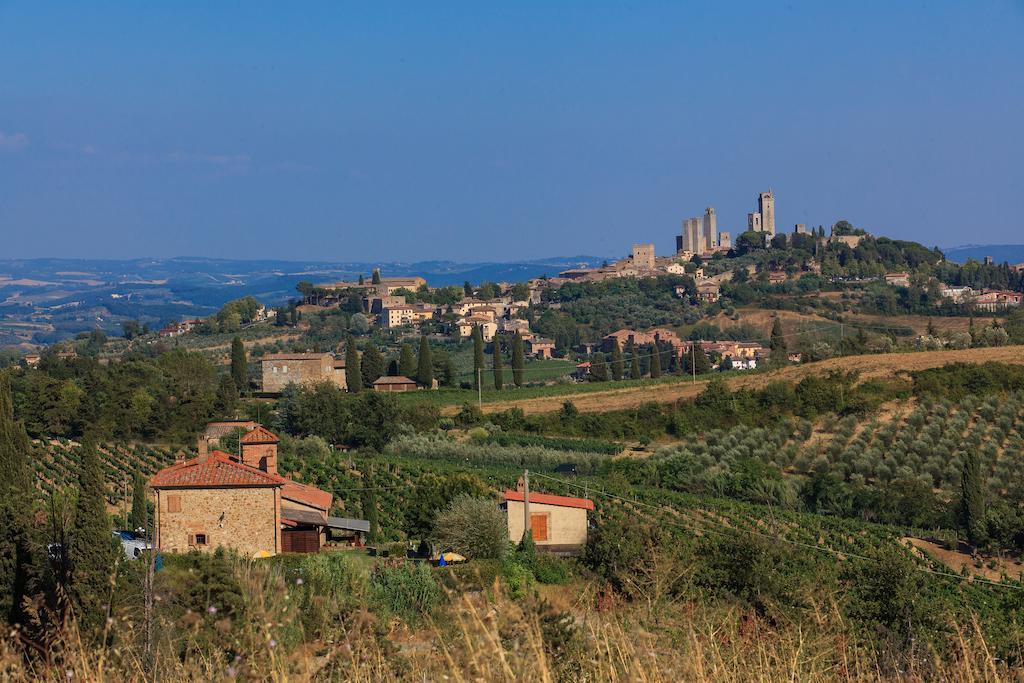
[113,530,153,560]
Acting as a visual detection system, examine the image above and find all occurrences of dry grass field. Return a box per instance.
[708,307,996,338]
[473,345,1024,416]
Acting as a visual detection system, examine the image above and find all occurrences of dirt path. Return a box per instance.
[468,345,1024,416]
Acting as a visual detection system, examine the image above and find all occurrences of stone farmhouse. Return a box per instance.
[372,375,418,392]
[149,425,358,556]
[501,489,594,556]
[261,352,347,394]
[974,289,1023,312]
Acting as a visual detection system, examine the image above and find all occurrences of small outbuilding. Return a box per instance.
[373,375,418,392]
[501,489,594,556]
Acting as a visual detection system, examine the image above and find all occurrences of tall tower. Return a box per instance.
[688,218,701,254]
[702,207,717,252]
[759,191,775,237]
[631,243,655,270]
[747,212,762,232]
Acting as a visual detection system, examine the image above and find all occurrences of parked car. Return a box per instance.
[113,530,152,560]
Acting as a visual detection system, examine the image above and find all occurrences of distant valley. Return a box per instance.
[0,256,604,346]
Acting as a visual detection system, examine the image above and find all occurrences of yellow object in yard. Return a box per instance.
[441,552,466,564]
[252,550,274,559]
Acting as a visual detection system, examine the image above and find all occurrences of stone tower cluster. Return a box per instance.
[677,207,722,255]
[748,190,775,238]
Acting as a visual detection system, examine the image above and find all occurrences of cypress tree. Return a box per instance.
[650,344,662,379]
[69,438,116,633]
[358,274,365,285]
[416,336,434,387]
[360,343,385,388]
[628,339,640,379]
[399,343,416,378]
[472,326,485,390]
[214,374,238,417]
[0,374,33,625]
[363,466,379,544]
[961,451,987,546]
[441,356,457,387]
[511,332,525,387]
[610,339,624,381]
[230,336,247,392]
[129,471,147,533]
[345,334,362,393]
[590,353,608,382]
[493,336,504,390]
[464,281,474,298]
[371,268,381,285]
[689,346,712,375]
[769,318,787,367]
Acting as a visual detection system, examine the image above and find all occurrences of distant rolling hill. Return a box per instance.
[0,256,606,345]
[943,245,1024,264]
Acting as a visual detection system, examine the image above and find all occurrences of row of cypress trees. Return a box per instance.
[345,334,449,391]
[471,327,528,391]
[0,374,118,637]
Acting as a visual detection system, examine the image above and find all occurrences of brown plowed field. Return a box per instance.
[474,345,1024,416]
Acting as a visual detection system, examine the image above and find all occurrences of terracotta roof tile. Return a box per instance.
[149,451,286,489]
[373,375,416,385]
[503,490,594,511]
[240,425,280,444]
[282,480,333,511]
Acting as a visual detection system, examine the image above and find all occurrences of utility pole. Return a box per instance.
[477,368,482,408]
[523,469,530,541]
[122,477,128,530]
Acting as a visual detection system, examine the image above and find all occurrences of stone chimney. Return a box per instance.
[197,436,211,462]
[239,426,279,475]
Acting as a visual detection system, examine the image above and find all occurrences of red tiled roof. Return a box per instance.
[240,425,280,444]
[503,490,594,511]
[149,451,286,489]
[282,482,333,512]
[373,375,416,385]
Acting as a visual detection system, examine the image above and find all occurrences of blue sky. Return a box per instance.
[1,1,1022,261]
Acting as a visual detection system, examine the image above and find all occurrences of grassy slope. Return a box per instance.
[429,345,1024,415]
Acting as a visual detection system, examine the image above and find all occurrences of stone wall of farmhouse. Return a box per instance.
[156,486,280,556]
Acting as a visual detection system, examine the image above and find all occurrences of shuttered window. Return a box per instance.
[167,495,181,513]
[530,513,549,542]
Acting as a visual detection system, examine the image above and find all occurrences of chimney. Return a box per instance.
[239,426,279,475]
[197,436,210,462]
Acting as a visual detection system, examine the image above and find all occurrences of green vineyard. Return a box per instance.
[29,439,181,504]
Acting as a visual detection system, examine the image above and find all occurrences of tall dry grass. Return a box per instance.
[0,559,1018,682]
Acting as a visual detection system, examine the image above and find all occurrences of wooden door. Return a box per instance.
[282,529,320,553]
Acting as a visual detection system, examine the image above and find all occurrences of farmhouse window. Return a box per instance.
[167,495,182,513]
[530,513,549,542]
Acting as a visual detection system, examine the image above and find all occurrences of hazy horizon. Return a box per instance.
[2,2,1022,262]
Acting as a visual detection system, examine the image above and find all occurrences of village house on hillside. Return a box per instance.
[261,352,346,394]
[149,425,363,556]
[974,289,1023,312]
[372,375,418,392]
[501,489,594,556]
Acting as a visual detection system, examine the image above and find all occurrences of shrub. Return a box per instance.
[533,554,572,585]
[466,427,489,443]
[297,552,367,635]
[369,561,442,623]
[502,561,535,600]
[433,494,509,560]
